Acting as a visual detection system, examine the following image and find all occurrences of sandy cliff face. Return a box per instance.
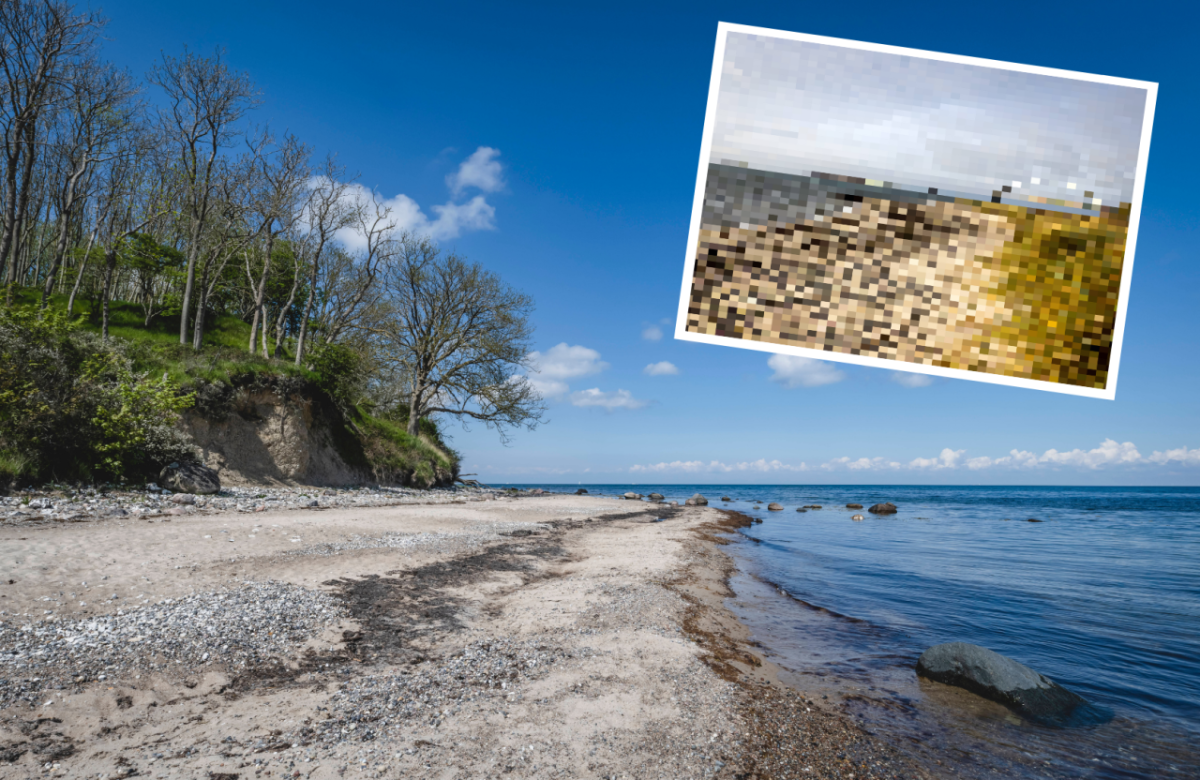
[180,379,366,487]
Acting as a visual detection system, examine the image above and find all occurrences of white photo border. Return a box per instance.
[673,22,1158,401]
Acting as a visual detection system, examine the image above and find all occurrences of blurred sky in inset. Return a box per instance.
[93,0,1199,485]
[713,31,1149,205]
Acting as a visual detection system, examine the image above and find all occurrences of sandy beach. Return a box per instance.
[0,493,926,779]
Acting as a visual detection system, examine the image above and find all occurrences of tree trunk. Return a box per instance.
[179,234,199,344]
[0,149,21,290]
[100,247,117,340]
[67,225,98,317]
[192,262,209,350]
[43,206,74,307]
[5,126,39,304]
[406,384,423,436]
[249,232,273,352]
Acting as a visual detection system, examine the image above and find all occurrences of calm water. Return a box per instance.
[504,484,1200,778]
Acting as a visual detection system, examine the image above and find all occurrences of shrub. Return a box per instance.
[306,341,366,416]
[0,306,195,484]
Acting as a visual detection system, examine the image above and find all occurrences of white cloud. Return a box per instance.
[892,372,934,388]
[428,195,496,239]
[909,448,965,470]
[524,343,608,400]
[1148,446,1200,465]
[528,378,570,400]
[527,344,607,380]
[570,388,648,411]
[313,179,496,252]
[629,439,1200,478]
[447,146,504,195]
[630,458,808,474]
[642,325,663,341]
[767,354,845,388]
[967,449,1039,470]
[1039,439,1141,469]
[644,361,679,376]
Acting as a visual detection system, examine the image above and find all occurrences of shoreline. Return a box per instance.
[1,493,926,779]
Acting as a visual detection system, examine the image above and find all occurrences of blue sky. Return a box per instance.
[98,0,1199,485]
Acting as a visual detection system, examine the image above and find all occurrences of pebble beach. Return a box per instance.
[0,490,926,779]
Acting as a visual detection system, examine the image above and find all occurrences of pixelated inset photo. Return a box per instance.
[676,24,1156,398]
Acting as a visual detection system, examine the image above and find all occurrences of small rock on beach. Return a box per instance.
[159,462,220,495]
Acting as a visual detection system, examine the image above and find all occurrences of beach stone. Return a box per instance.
[648,492,664,501]
[846,503,863,509]
[809,505,822,510]
[917,642,1088,725]
[169,494,196,505]
[868,502,897,514]
[851,514,864,521]
[721,496,731,501]
[623,492,642,500]
[159,462,220,495]
[1028,518,1043,522]
[575,488,588,495]
[796,508,807,512]
[685,494,708,506]
[529,488,545,495]
[767,503,783,511]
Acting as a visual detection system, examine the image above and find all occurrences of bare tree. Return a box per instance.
[189,153,258,349]
[368,234,545,441]
[293,156,356,366]
[313,187,394,346]
[246,129,309,355]
[148,46,258,345]
[40,57,138,306]
[91,123,168,339]
[0,0,100,296]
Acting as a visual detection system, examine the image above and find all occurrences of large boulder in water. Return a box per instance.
[685,493,708,506]
[916,642,1087,725]
[159,462,220,495]
[767,503,783,511]
[868,502,897,514]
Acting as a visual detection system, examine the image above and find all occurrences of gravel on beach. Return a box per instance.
[0,483,506,525]
[0,493,933,779]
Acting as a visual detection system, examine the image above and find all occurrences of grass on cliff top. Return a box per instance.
[9,287,309,387]
[355,413,458,488]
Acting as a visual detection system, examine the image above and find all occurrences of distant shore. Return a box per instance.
[0,491,925,778]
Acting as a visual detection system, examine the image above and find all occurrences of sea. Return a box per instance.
[497,484,1200,779]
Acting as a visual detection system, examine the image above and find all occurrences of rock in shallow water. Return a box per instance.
[767,503,783,511]
[868,502,897,514]
[685,494,708,506]
[916,642,1088,725]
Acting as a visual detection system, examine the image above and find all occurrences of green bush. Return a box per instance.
[0,306,196,484]
[306,341,365,415]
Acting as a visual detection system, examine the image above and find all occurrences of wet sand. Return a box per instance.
[0,494,927,779]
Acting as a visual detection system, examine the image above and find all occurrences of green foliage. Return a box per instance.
[0,305,196,484]
[307,341,365,414]
[83,351,195,477]
[356,412,458,488]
